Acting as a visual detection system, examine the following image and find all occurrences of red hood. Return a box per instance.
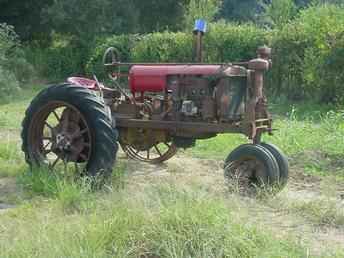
[129,65,221,93]
[129,65,221,76]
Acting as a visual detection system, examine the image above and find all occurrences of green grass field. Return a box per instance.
[0,86,344,257]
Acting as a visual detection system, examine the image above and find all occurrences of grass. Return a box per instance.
[0,86,42,128]
[1,86,344,257]
[289,198,344,227]
[0,183,308,258]
[188,103,344,181]
[0,138,26,178]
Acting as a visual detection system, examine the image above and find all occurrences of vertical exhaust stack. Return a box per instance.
[193,19,207,63]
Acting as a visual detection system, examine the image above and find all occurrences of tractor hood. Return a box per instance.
[129,65,222,93]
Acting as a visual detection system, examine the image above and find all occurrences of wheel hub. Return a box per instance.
[55,133,72,151]
[225,159,264,188]
[50,109,89,162]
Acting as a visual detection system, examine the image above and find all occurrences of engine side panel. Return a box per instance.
[129,65,221,93]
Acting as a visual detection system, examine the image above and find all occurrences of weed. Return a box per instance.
[0,138,25,178]
[17,167,94,212]
[0,184,308,258]
[110,160,129,190]
[290,199,344,227]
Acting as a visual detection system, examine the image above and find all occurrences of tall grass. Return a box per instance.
[0,138,25,178]
[0,184,308,258]
[189,103,344,179]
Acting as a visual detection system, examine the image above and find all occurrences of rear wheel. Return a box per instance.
[21,84,118,180]
[224,144,280,194]
[121,141,177,164]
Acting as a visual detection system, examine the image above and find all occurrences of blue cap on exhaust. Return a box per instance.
[194,19,207,34]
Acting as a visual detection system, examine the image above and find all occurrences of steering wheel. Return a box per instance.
[103,47,120,66]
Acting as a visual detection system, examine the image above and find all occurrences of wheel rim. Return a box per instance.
[121,141,177,164]
[28,101,92,174]
[224,156,267,189]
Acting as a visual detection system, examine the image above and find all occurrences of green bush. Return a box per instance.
[205,21,268,62]
[86,23,265,79]
[0,24,21,100]
[26,34,91,81]
[85,34,140,80]
[51,6,344,103]
[130,24,266,63]
[270,4,344,102]
[131,31,193,62]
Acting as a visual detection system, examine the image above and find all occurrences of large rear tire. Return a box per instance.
[21,84,118,180]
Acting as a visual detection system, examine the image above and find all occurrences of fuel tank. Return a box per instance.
[129,65,221,93]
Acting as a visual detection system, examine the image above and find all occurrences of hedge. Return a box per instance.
[55,5,344,103]
[26,36,89,81]
[0,24,30,100]
[270,5,344,102]
[86,23,267,81]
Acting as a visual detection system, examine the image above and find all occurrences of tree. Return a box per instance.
[42,0,190,43]
[219,0,259,22]
[259,0,297,28]
[0,0,53,41]
[184,0,222,29]
[133,0,188,32]
[42,0,139,43]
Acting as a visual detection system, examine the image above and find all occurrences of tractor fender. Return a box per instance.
[67,77,104,91]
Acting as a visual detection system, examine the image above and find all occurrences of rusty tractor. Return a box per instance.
[22,21,288,191]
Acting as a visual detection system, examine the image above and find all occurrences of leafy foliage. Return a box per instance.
[131,32,193,62]
[0,24,22,100]
[205,21,267,62]
[86,23,265,80]
[42,0,139,43]
[220,0,260,22]
[259,0,298,28]
[184,0,222,29]
[133,0,188,32]
[26,34,90,80]
[270,4,344,102]
[86,34,140,79]
[0,0,53,41]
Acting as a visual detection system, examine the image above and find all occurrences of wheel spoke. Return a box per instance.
[154,145,162,157]
[42,136,52,141]
[43,149,52,155]
[51,156,61,169]
[122,142,177,164]
[52,110,61,122]
[62,109,70,132]
[45,122,54,130]
[43,141,51,149]
[71,128,88,140]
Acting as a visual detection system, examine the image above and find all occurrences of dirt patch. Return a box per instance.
[119,153,344,256]
[0,177,19,211]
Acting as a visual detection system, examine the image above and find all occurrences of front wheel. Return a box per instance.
[224,144,280,194]
[260,143,289,187]
[21,84,118,180]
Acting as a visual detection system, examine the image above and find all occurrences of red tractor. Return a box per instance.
[21,24,288,192]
